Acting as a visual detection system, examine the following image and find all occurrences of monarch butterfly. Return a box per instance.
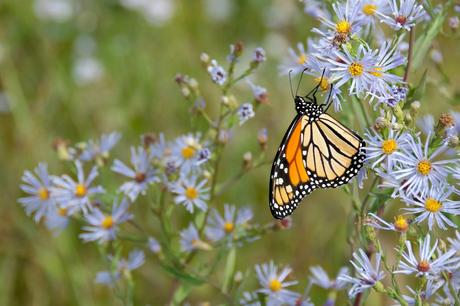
[269,71,366,219]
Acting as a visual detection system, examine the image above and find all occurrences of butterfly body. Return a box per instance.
[269,94,365,219]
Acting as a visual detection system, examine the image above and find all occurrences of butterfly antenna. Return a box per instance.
[323,83,334,111]
[288,70,294,99]
[295,67,309,96]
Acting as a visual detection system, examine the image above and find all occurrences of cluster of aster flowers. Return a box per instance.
[18,41,295,304]
[237,0,460,305]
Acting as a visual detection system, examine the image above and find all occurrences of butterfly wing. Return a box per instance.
[302,113,365,188]
[269,115,316,219]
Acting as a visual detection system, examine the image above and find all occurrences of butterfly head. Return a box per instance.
[294,96,322,118]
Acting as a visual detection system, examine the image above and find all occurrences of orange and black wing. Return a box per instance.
[269,115,315,219]
[303,113,365,188]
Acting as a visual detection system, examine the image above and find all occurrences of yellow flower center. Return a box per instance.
[417,260,430,273]
[393,215,409,232]
[425,198,442,213]
[371,67,383,77]
[297,53,307,65]
[417,160,432,176]
[181,146,196,159]
[348,62,364,77]
[101,216,114,229]
[223,222,235,233]
[58,207,68,216]
[75,184,87,197]
[336,20,351,34]
[363,4,377,15]
[185,187,198,200]
[38,187,50,201]
[314,77,329,91]
[381,139,397,155]
[269,279,282,292]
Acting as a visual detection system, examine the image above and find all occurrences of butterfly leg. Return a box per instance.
[321,84,334,112]
[305,68,326,99]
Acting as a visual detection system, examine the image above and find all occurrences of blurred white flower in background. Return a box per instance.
[120,0,175,26]
[204,0,233,22]
[72,35,104,85]
[73,56,104,86]
[34,0,74,22]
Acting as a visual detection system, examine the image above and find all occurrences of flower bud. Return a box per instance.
[449,16,459,30]
[374,116,389,131]
[200,52,210,66]
[410,101,421,112]
[243,151,252,170]
[438,113,455,129]
[52,138,73,161]
[142,133,157,148]
[448,135,459,148]
[217,129,230,145]
[181,87,191,98]
[258,128,268,151]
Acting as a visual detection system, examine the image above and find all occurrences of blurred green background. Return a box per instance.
[1,0,459,305]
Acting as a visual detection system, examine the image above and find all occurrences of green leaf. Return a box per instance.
[406,69,428,105]
[160,263,205,286]
[222,248,236,294]
[412,11,446,70]
[171,284,193,306]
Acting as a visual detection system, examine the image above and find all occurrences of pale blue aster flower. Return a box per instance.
[364,126,410,170]
[148,133,169,162]
[112,146,159,201]
[303,57,343,111]
[402,278,444,305]
[376,0,426,31]
[374,168,406,198]
[395,234,460,278]
[339,249,385,298]
[208,59,226,85]
[403,185,460,230]
[19,163,56,222]
[370,41,406,101]
[279,39,316,75]
[448,231,460,254]
[319,0,365,38]
[79,132,121,162]
[326,45,379,96]
[169,133,208,174]
[247,79,268,104]
[255,261,300,306]
[381,84,408,107]
[205,204,253,246]
[95,249,145,286]
[52,160,105,214]
[45,205,70,234]
[180,223,211,252]
[148,236,161,253]
[434,284,459,306]
[392,134,455,198]
[79,197,133,243]
[252,47,266,63]
[240,291,261,306]
[416,115,435,135]
[302,0,331,19]
[237,103,255,126]
[356,0,391,27]
[171,175,209,213]
[309,266,349,290]
[365,213,409,233]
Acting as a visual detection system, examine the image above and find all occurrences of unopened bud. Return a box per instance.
[234,271,243,284]
[411,101,421,112]
[218,130,230,144]
[243,151,252,170]
[438,113,455,129]
[142,133,157,148]
[200,53,210,66]
[449,16,459,30]
[181,87,191,98]
[222,95,239,110]
[374,116,389,131]
[258,128,268,151]
[189,78,199,90]
[274,217,292,230]
[448,135,459,148]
